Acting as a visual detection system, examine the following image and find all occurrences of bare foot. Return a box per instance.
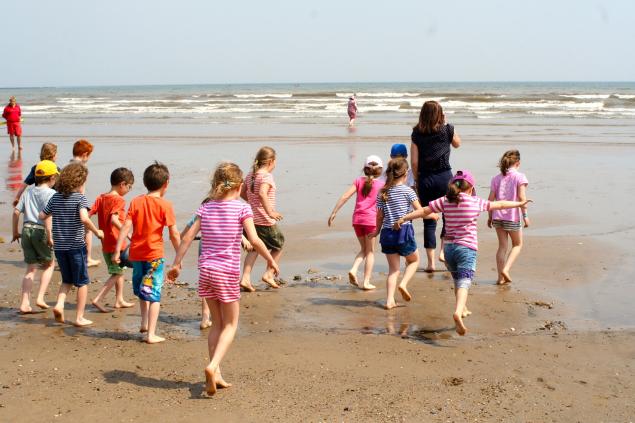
[18,306,33,314]
[205,366,217,396]
[91,300,111,313]
[87,258,101,268]
[215,372,232,389]
[114,300,135,308]
[439,254,445,263]
[462,309,472,318]
[73,317,93,327]
[240,281,256,292]
[146,335,166,344]
[36,300,50,310]
[453,313,467,336]
[496,278,507,285]
[361,282,376,290]
[261,275,280,289]
[347,272,359,287]
[139,327,148,333]
[424,266,435,273]
[53,308,65,323]
[384,302,405,310]
[501,269,512,284]
[199,320,212,330]
[398,285,412,302]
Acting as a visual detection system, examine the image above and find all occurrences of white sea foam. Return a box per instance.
[336,92,421,98]
[234,94,293,98]
[560,94,611,99]
[614,94,635,99]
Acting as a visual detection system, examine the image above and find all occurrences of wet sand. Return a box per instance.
[1,130,634,421]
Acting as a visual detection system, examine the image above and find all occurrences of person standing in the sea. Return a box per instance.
[3,96,22,151]
[347,95,358,126]
[410,100,461,272]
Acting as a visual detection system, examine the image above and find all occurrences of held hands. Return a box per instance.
[269,211,283,221]
[392,218,405,231]
[112,251,120,264]
[96,230,105,240]
[166,264,181,282]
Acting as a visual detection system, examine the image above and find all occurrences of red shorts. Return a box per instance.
[7,122,22,136]
[198,266,240,303]
[353,224,375,237]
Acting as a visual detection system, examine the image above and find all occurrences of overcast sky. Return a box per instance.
[3,0,634,87]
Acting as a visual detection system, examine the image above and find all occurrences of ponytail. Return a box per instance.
[361,163,383,197]
[499,149,521,176]
[379,158,408,202]
[250,146,276,193]
[446,179,472,204]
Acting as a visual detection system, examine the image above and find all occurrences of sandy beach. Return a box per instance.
[1,116,635,421]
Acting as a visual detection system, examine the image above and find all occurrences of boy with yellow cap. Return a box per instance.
[12,160,59,313]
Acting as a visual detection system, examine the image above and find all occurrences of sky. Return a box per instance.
[3,0,634,87]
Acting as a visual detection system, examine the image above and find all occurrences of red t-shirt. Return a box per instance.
[90,193,127,253]
[126,195,176,261]
[3,104,21,122]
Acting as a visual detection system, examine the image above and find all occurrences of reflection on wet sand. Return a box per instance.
[6,151,22,192]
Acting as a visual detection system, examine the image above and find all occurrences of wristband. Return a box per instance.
[522,213,528,218]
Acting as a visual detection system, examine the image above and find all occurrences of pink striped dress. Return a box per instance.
[196,199,253,302]
[428,193,491,251]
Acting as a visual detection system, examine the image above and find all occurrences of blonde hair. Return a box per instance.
[40,143,57,161]
[499,150,521,176]
[250,146,276,193]
[57,162,88,197]
[379,158,408,202]
[208,162,243,200]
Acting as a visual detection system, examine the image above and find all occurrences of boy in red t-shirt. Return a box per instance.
[113,162,180,344]
[90,168,136,312]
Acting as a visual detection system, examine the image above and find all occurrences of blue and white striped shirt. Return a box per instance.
[43,192,90,251]
[376,184,418,229]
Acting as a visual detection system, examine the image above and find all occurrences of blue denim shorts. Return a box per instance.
[443,243,477,290]
[55,247,90,287]
[381,237,418,256]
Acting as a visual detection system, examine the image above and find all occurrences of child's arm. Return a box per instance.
[410,142,419,183]
[487,190,496,228]
[328,184,356,226]
[241,235,253,252]
[411,199,439,221]
[110,213,132,241]
[43,214,53,247]
[259,182,282,221]
[11,209,21,243]
[167,218,199,281]
[368,208,384,238]
[489,199,532,211]
[243,217,280,276]
[393,206,435,230]
[12,184,27,207]
[79,208,104,240]
[168,224,181,253]
[112,219,132,263]
[518,184,530,228]
[240,181,248,202]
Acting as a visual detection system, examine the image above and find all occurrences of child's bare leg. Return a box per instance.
[92,275,117,312]
[85,233,101,267]
[36,261,54,309]
[348,236,365,287]
[398,250,420,302]
[424,248,435,272]
[261,249,282,288]
[74,285,92,326]
[53,283,72,323]
[114,275,134,308]
[19,264,38,313]
[453,287,469,335]
[361,235,376,290]
[200,299,212,329]
[495,227,509,284]
[145,301,164,343]
[205,299,240,395]
[502,231,523,283]
[139,300,149,332]
[439,239,446,263]
[239,251,258,292]
[385,254,401,309]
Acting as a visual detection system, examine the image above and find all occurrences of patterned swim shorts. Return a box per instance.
[132,258,165,302]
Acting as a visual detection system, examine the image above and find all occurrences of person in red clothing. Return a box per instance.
[3,96,22,151]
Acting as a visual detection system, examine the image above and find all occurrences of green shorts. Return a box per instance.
[21,224,53,264]
[103,252,124,275]
[255,224,285,251]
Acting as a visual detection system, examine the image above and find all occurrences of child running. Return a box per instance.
[239,146,284,291]
[40,162,104,326]
[89,168,136,312]
[328,155,384,290]
[12,160,58,313]
[113,162,180,344]
[167,162,279,396]
[370,158,424,309]
[394,169,532,335]
[488,150,529,284]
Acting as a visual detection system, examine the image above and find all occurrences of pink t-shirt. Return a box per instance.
[352,176,385,226]
[196,200,253,275]
[428,193,491,251]
[245,171,276,226]
[490,168,528,222]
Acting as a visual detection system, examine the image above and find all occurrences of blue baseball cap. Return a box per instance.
[390,143,408,158]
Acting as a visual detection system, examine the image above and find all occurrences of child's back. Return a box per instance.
[429,193,490,250]
[127,194,175,261]
[92,193,128,253]
[19,184,55,225]
[245,171,276,226]
[490,168,528,223]
[352,176,384,226]
[377,184,418,229]
[45,191,90,251]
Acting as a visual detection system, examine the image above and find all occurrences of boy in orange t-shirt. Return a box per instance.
[113,162,180,344]
[90,167,136,312]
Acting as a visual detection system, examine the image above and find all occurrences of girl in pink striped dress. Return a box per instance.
[168,162,279,396]
[393,169,531,336]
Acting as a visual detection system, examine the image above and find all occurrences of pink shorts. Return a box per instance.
[353,224,375,237]
[198,267,240,303]
[7,122,22,136]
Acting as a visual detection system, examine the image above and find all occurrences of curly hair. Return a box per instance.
[57,162,88,197]
[208,162,243,200]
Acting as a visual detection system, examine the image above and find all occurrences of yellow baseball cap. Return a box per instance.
[35,160,59,177]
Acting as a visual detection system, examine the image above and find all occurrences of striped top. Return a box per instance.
[376,184,418,229]
[428,193,491,250]
[196,199,253,275]
[245,171,277,226]
[42,192,90,251]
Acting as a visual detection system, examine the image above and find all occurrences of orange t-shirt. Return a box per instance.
[126,195,176,261]
[90,193,127,253]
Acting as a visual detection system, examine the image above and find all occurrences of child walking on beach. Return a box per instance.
[371,158,423,309]
[12,160,58,313]
[12,143,59,207]
[89,168,135,311]
[240,146,284,291]
[168,162,279,396]
[113,162,180,343]
[40,162,104,326]
[328,155,384,290]
[488,150,529,284]
[395,170,531,335]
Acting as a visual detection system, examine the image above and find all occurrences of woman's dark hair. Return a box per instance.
[379,158,408,202]
[361,163,383,197]
[414,100,445,134]
[57,162,88,197]
[446,179,472,205]
[499,150,521,176]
